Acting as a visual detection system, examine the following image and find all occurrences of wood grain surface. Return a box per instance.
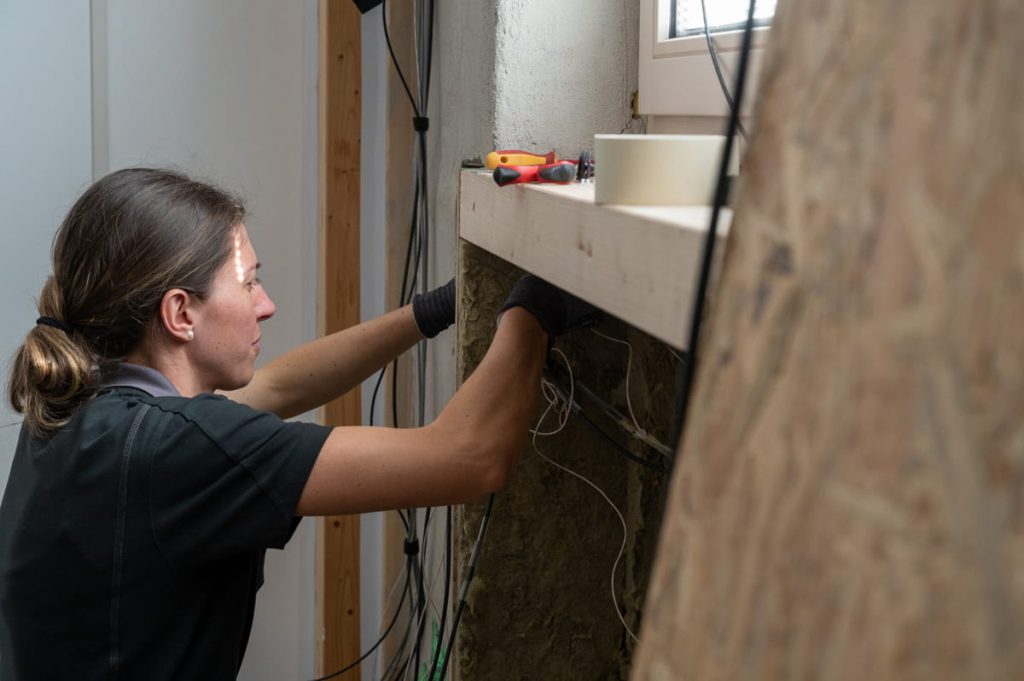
[632,1,1024,679]
[318,0,362,677]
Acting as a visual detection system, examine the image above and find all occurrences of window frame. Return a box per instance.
[638,0,771,117]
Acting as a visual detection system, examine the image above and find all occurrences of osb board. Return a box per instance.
[453,241,676,680]
[632,1,1024,680]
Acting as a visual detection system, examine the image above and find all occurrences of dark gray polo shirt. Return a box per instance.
[0,364,330,680]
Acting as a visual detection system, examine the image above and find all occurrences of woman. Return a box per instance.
[0,167,588,679]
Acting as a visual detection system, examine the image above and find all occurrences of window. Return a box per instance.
[638,0,773,119]
[671,0,776,38]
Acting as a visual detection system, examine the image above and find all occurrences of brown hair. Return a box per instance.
[8,167,245,434]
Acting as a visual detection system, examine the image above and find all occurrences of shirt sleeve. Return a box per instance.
[145,394,331,565]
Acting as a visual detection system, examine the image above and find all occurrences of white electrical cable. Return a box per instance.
[530,367,574,437]
[532,349,640,644]
[590,328,645,437]
[587,330,679,458]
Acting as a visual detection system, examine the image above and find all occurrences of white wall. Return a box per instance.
[97,2,321,677]
[0,2,94,495]
[1,1,320,678]
[359,5,388,677]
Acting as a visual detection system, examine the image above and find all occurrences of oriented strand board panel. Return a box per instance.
[633,1,1024,680]
[459,171,730,349]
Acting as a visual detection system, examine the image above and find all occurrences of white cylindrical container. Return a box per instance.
[594,134,738,206]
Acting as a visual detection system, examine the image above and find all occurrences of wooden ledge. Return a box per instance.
[457,170,730,349]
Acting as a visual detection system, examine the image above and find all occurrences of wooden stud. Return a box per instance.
[458,171,731,350]
[317,0,362,678]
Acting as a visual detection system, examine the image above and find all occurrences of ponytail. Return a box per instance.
[9,277,98,435]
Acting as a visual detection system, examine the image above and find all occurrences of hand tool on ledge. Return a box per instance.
[485,149,557,170]
[489,149,595,187]
[493,161,577,186]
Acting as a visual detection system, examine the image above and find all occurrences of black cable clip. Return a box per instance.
[404,538,420,556]
[412,116,429,132]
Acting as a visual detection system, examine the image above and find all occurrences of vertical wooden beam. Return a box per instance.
[317,0,361,678]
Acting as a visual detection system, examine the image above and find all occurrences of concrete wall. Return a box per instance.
[423,0,500,425]
[427,0,639,423]
[434,1,647,678]
[493,0,639,156]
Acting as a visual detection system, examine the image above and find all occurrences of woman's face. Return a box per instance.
[190,224,276,391]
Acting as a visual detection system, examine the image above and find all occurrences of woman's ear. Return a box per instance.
[159,288,197,343]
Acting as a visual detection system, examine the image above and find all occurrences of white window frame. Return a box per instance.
[638,0,771,117]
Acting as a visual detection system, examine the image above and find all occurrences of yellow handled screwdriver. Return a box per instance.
[484,149,557,170]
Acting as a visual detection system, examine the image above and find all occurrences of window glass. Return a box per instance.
[671,0,776,37]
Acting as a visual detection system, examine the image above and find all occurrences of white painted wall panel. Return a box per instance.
[101,2,319,678]
[0,2,93,495]
[359,5,388,675]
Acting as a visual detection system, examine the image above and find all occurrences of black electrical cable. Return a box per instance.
[385,2,446,677]
[437,494,495,680]
[574,406,669,474]
[700,0,749,140]
[542,360,673,467]
[426,507,452,679]
[411,506,432,678]
[379,552,423,681]
[380,609,416,681]
[382,0,420,117]
[670,0,759,454]
[384,652,412,681]
[378,4,456,680]
[307,556,412,681]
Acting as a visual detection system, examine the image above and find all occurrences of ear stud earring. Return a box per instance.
[186,329,194,341]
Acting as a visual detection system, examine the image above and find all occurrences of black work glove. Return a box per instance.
[498,274,601,343]
[412,277,456,338]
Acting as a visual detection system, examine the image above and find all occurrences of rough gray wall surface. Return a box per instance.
[438,3,648,678]
[454,243,673,681]
[426,0,500,420]
[494,0,640,157]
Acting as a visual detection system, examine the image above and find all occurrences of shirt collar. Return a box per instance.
[99,362,181,397]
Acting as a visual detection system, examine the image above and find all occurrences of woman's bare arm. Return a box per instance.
[295,307,547,515]
[223,305,424,418]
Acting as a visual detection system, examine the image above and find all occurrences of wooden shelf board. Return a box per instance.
[458,170,730,349]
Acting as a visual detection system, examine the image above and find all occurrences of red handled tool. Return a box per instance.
[492,161,578,187]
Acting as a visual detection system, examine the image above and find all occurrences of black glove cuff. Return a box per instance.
[498,275,601,343]
[497,276,566,343]
[412,278,456,338]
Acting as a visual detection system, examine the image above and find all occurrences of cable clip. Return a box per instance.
[404,538,420,556]
[412,116,429,132]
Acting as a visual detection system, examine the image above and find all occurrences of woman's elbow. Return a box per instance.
[480,454,511,494]
[458,430,519,498]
